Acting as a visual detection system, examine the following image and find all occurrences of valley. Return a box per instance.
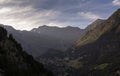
[0,6,120,76]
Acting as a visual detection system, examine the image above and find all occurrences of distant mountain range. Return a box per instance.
[0,24,84,57]
[38,8,120,76]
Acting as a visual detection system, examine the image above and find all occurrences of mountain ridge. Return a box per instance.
[0,26,53,76]
[0,24,84,57]
[76,8,120,47]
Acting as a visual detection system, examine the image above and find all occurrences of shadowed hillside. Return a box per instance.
[0,27,53,76]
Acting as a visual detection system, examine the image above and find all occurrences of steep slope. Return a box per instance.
[0,25,83,57]
[0,27,53,76]
[66,8,120,76]
[84,19,106,32]
[77,9,120,47]
[76,19,106,46]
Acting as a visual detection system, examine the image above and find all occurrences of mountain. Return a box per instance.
[76,9,120,47]
[37,9,120,76]
[76,19,106,46]
[36,19,107,75]
[84,19,106,32]
[31,25,84,52]
[0,25,83,57]
[0,27,53,76]
[66,8,120,76]
[31,25,83,41]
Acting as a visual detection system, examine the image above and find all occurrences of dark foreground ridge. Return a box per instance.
[0,27,53,76]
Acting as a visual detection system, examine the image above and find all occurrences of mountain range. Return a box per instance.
[0,24,84,57]
[0,8,120,76]
[37,8,120,76]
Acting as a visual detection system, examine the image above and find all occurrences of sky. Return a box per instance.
[0,0,120,30]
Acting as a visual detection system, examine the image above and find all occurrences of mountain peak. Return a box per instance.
[114,8,120,13]
[76,9,120,47]
[95,19,105,22]
[43,25,47,27]
[65,26,81,30]
[31,25,82,33]
[117,8,120,12]
[0,24,16,31]
[85,19,105,31]
[108,8,120,21]
[92,19,105,25]
[38,25,50,28]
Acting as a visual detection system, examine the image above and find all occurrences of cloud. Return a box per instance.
[0,0,11,3]
[0,6,61,30]
[78,12,101,20]
[47,22,65,27]
[0,0,26,4]
[0,0,113,30]
[112,0,120,6]
[0,0,71,30]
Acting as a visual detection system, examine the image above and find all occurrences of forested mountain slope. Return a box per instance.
[0,27,53,76]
